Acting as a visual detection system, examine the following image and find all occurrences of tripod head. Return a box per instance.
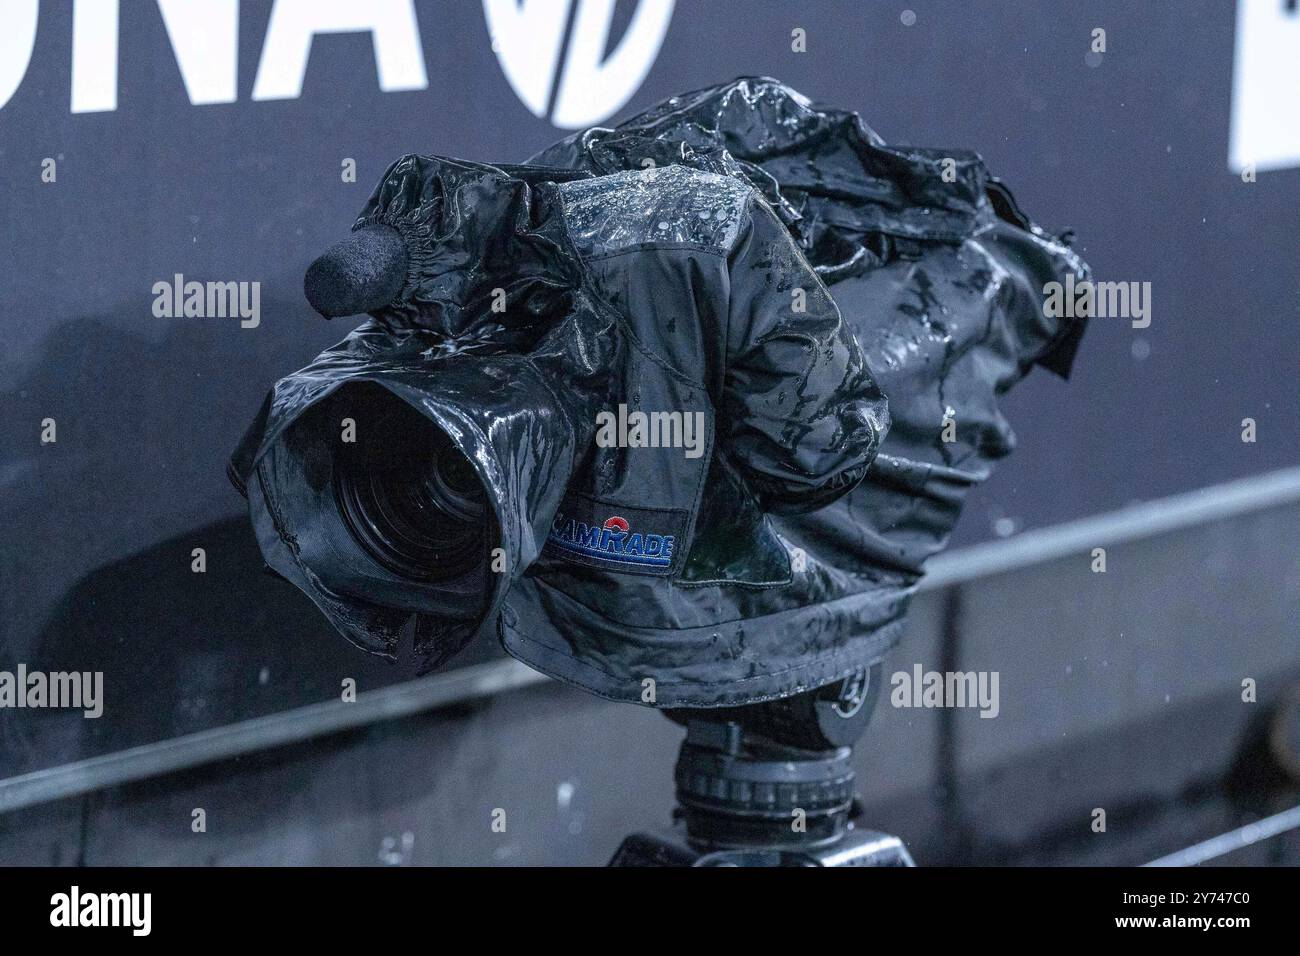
[611,663,914,866]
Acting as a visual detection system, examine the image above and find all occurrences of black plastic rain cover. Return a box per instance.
[234,77,1089,709]
[230,157,622,670]
[232,149,894,706]
[531,76,1091,665]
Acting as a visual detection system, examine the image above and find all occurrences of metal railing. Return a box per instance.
[4,466,1300,817]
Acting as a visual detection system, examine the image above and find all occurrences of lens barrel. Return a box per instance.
[332,403,487,582]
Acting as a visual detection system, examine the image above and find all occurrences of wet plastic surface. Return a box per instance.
[534,76,1092,665]
[232,149,889,703]
[231,157,620,670]
[233,78,1088,708]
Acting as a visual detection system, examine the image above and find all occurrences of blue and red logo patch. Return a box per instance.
[545,496,686,576]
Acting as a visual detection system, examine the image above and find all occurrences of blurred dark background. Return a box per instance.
[1,1,1298,865]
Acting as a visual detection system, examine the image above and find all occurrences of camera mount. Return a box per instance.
[611,664,915,866]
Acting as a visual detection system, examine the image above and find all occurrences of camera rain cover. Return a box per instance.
[532,77,1091,659]
[230,157,621,670]
[232,151,890,703]
[234,76,1089,708]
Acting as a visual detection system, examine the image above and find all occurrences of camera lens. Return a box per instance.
[332,399,487,582]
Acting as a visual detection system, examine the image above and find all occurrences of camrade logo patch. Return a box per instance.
[0,0,673,128]
[546,495,686,576]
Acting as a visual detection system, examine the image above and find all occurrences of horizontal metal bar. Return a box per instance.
[1143,803,1300,867]
[4,466,1300,815]
[0,659,548,816]
[919,466,1300,590]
